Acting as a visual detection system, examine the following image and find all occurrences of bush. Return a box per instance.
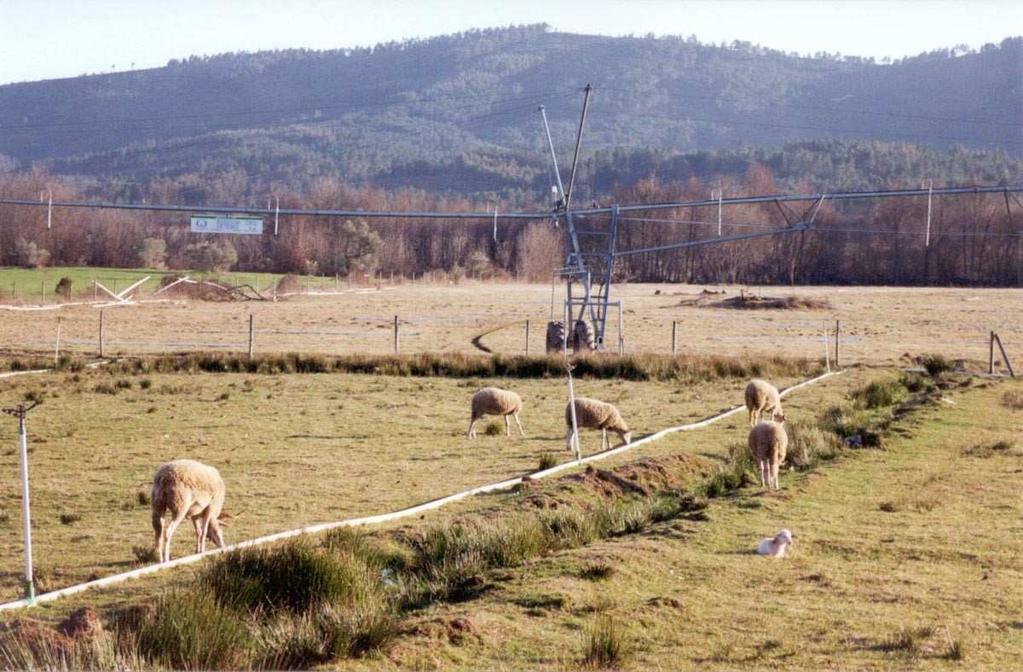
[851,379,907,409]
[130,591,253,670]
[55,277,72,298]
[920,354,952,378]
[787,420,843,470]
[203,540,376,614]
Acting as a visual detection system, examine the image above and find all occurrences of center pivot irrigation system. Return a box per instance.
[1,86,1021,353]
[537,85,1023,354]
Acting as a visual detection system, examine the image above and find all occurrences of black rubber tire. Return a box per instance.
[545,321,566,353]
[572,319,595,352]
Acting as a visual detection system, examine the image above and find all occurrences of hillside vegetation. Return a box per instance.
[0,26,1019,199]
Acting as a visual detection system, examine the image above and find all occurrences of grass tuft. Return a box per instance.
[59,513,82,525]
[132,545,159,564]
[1000,390,1023,410]
[482,422,502,436]
[581,615,630,668]
[579,561,616,581]
[537,452,559,471]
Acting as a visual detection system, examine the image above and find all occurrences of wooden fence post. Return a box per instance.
[834,320,840,368]
[393,316,399,354]
[993,332,1015,377]
[99,310,105,358]
[989,331,995,375]
[671,320,677,355]
[248,314,255,360]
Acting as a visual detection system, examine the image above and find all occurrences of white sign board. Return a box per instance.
[190,215,263,235]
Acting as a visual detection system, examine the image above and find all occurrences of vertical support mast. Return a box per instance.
[538,106,566,206]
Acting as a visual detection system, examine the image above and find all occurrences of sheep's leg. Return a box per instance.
[771,461,781,490]
[192,517,204,554]
[161,509,188,563]
[601,428,608,451]
[758,460,768,487]
[466,416,477,439]
[748,409,755,427]
[504,415,511,437]
[152,509,165,563]
[565,427,575,452]
[513,412,525,437]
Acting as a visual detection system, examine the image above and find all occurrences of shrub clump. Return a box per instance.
[581,614,631,668]
[203,540,375,614]
[128,591,253,670]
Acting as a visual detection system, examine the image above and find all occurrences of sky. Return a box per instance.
[0,0,1020,85]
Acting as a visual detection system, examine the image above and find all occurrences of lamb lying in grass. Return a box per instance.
[757,529,794,557]
[466,387,524,438]
[748,419,788,490]
[151,459,229,563]
[565,397,632,452]
[745,379,784,427]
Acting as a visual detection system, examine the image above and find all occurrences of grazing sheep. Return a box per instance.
[757,529,794,557]
[748,420,789,490]
[467,387,524,438]
[151,459,229,563]
[745,379,784,427]
[565,397,632,452]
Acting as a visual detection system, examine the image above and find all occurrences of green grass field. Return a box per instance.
[0,265,373,301]
[0,354,1019,669]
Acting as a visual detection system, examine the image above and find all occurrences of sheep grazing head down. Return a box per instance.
[772,411,786,423]
[620,430,633,444]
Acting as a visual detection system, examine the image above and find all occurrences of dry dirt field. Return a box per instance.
[2,281,1021,368]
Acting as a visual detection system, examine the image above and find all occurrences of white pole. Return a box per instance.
[925,179,933,247]
[54,318,62,365]
[274,195,280,236]
[618,300,624,355]
[563,300,570,355]
[717,189,723,236]
[566,364,581,461]
[822,322,831,372]
[46,188,52,230]
[493,206,498,243]
[15,411,35,602]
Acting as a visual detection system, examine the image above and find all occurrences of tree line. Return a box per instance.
[0,165,1019,286]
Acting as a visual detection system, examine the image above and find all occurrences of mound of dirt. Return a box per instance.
[0,607,105,659]
[709,291,831,310]
[564,454,714,498]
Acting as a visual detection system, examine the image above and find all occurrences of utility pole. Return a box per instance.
[3,401,40,602]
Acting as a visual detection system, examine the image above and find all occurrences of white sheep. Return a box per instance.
[748,420,789,490]
[745,379,784,427]
[565,397,632,452]
[151,459,229,563]
[466,387,524,438]
[757,529,794,557]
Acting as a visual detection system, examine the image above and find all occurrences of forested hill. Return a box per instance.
[0,25,1020,200]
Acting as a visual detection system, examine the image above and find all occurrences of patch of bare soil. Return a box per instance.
[708,290,832,310]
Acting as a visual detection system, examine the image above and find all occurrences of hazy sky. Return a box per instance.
[0,0,1019,85]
